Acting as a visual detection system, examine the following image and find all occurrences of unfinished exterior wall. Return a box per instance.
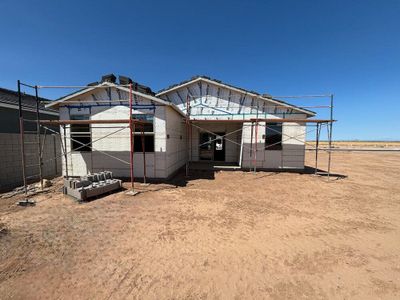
[53,78,313,178]
[159,79,304,121]
[0,133,61,191]
[281,122,306,169]
[165,106,186,177]
[190,122,241,163]
[59,86,175,179]
[159,78,310,169]
[241,118,306,169]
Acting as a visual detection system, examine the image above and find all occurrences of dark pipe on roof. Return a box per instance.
[101,74,116,83]
[119,75,133,85]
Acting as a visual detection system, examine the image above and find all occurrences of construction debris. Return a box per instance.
[35,179,52,189]
[17,199,36,206]
[63,171,122,201]
[1,180,53,199]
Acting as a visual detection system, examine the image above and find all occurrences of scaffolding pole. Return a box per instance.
[141,124,147,184]
[254,101,259,173]
[315,123,320,174]
[17,80,28,196]
[185,94,190,176]
[129,83,135,192]
[63,125,68,178]
[190,116,193,163]
[35,85,43,190]
[250,121,254,172]
[327,94,334,179]
[36,84,132,89]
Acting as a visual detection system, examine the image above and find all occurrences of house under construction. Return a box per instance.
[17,74,335,194]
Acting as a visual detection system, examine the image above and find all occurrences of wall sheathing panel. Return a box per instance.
[165,106,186,177]
[190,122,241,163]
[59,87,169,178]
[159,81,299,121]
[159,80,308,170]
[281,122,306,169]
[241,120,306,169]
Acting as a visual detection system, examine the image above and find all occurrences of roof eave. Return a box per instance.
[45,82,186,117]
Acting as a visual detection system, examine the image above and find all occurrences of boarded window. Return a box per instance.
[265,123,282,150]
[70,115,92,152]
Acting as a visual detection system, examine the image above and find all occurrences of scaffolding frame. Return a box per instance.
[17,81,150,197]
[17,79,336,199]
[183,93,336,179]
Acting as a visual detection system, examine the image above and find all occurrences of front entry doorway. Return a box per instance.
[199,132,225,161]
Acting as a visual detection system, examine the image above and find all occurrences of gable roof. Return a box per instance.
[0,87,58,115]
[156,76,316,117]
[45,82,185,116]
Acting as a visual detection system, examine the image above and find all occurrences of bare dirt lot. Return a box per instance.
[311,141,400,149]
[1,152,400,299]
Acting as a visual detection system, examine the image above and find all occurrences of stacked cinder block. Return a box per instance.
[63,171,122,201]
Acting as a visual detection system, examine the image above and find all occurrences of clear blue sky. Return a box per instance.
[1,0,399,140]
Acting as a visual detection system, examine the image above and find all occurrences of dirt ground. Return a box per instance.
[311,141,400,149]
[1,152,400,299]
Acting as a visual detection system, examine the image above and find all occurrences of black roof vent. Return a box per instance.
[119,75,133,85]
[132,82,155,95]
[101,74,116,83]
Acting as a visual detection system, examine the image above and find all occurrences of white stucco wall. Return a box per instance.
[241,119,306,169]
[190,122,241,163]
[281,122,306,169]
[165,106,187,177]
[59,87,173,178]
[58,80,311,178]
[160,79,310,169]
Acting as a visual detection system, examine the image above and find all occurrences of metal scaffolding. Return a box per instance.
[17,78,337,201]
[183,93,336,179]
[17,81,150,198]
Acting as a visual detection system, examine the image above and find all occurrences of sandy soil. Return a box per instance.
[1,152,400,299]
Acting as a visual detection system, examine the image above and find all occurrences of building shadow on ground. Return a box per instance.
[303,166,347,180]
[119,163,347,193]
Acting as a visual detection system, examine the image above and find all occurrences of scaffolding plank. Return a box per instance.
[190,118,335,123]
[39,119,150,125]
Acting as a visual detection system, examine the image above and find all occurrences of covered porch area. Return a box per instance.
[188,120,243,166]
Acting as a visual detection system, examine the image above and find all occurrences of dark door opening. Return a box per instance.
[199,132,226,161]
[199,132,213,160]
[213,132,225,161]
